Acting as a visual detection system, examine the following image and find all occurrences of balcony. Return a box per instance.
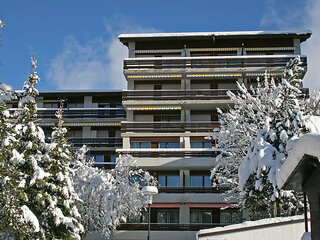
[37,108,126,119]
[123,89,237,101]
[158,186,229,193]
[122,121,219,133]
[117,223,228,231]
[117,148,219,158]
[124,55,307,71]
[70,137,122,147]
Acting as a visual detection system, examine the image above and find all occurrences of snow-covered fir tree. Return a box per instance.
[73,150,156,238]
[213,56,308,219]
[0,58,84,239]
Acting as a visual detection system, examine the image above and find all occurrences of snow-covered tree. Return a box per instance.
[73,150,156,238]
[213,56,308,219]
[0,58,84,239]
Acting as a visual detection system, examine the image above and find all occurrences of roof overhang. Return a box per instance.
[119,30,312,45]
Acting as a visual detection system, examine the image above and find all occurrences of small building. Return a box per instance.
[277,133,320,240]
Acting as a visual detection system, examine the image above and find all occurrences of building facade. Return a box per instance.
[115,30,310,240]
[15,30,310,240]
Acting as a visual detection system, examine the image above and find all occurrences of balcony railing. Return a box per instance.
[92,162,116,169]
[70,137,122,147]
[117,148,219,158]
[124,55,307,70]
[37,108,126,119]
[117,223,228,231]
[123,89,237,101]
[122,121,219,133]
[158,186,229,193]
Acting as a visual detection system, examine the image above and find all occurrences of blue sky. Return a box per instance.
[0,0,319,91]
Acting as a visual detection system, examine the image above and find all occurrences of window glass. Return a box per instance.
[110,154,116,163]
[203,142,211,148]
[169,211,179,223]
[191,142,203,148]
[167,142,180,148]
[191,176,203,187]
[158,176,166,187]
[95,155,104,162]
[167,176,179,187]
[141,142,151,148]
[157,211,167,223]
[190,211,200,223]
[130,142,140,148]
[202,211,212,223]
[159,142,167,148]
[204,176,211,187]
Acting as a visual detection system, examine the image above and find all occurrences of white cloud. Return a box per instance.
[260,0,320,90]
[47,16,158,90]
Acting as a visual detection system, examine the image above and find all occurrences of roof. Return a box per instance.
[277,133,320,190]
[119,30,312,44]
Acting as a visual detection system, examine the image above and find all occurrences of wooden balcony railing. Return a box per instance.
[117,149,219,158]
[37,108,126,119]
[122,121,219,133]
[70,137,122,147]
[123,89,237,101]
[117,223,228,231]
[124,55,307,70]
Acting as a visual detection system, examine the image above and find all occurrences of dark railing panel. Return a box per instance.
[117,223,229,231]
[124,56,307,70]
[158,186,229,193]
[123,89,238,101]
[70,137,122,147]
[121,121,220,133]
[37,109,126,119]
[117,150,219,158]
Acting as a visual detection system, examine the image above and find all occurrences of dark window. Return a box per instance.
[190,208,220,223]
[159,142,180,148]
[158,175,180,187]
[155,209,179,223]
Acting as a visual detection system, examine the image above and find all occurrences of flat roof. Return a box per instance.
[119,30,312,44]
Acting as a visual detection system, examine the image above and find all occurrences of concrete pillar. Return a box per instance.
[126,110,134,121]
[185,79,191,90]
[123,137,130,149]
[184,136,190,149]
[181,79,186,90]
[185,110,191,122]
[127,80,134,90]
[128,42,135,58]
[293,39,301,55]
[82,127,91,138]
[37,96,44,108]
[179,204,190,224]
[184,170,190,187]
[84,96,93,108]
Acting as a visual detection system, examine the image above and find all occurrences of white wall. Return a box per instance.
[197,216,309,240]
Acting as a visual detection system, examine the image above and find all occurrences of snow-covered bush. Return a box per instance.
[73,150,156,238]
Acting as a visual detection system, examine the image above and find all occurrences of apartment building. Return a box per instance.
[33,90,125,169]
[114,30,311,240]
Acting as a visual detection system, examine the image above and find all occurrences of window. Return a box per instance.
[190,209,212,223]
[158,175,180,187]
[190,141,211,148]
[93,155,104,162]
[130,142,151,148]
[190,172,211,188]
[156,209,179,223]
[159,142,180,148]
[110,154,116,163]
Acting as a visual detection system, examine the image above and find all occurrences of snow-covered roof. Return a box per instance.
[119,30,312,42]
[197,215,304,237]
[277,133,320,189]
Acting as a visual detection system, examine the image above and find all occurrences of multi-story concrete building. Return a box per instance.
[34,90,125,169]
[114,30,311,240]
